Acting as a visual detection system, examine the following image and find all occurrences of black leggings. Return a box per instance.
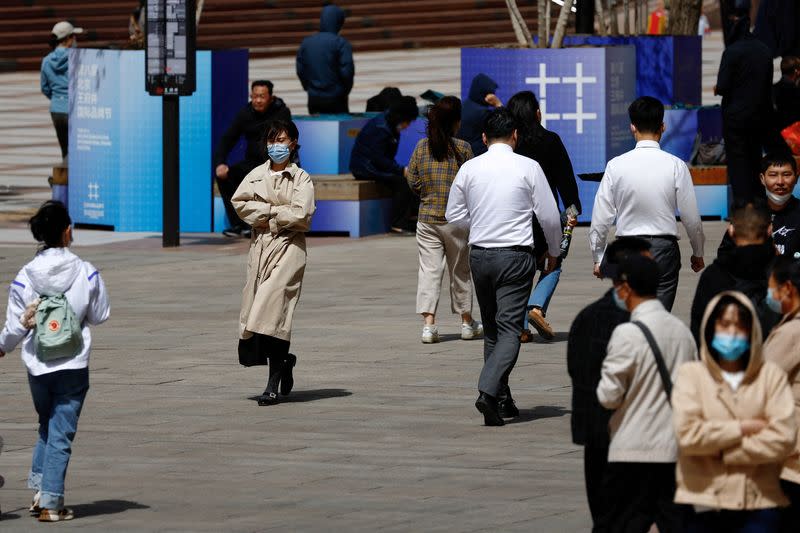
[51,112,68,159]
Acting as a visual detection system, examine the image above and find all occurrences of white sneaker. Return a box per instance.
[421,325,440,344]
[461,320,484,340]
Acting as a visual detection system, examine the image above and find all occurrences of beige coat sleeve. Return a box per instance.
[673,363,743,455]
[723,364,797,466]
[596,326,637,410]
[764,326,800,378]
[231,171,272,229]
[270,170,316,234]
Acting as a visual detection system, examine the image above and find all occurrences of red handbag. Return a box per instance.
[782,121,800,155]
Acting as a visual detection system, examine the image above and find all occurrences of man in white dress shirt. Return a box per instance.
[446,109,562,426]
[589,96,706,311]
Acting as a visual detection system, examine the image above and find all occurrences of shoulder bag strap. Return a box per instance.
[632,321,673,405]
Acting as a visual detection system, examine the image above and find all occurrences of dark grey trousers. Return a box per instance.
[470,247,536,397]
[642,237,681,312]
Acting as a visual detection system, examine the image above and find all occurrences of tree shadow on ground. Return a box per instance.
[70,500,150,518]
[505,405,571,425]
[247,389,352,404]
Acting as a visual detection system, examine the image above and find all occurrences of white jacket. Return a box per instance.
[0,248,110,376]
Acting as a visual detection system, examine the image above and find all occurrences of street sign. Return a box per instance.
[146,0,196,96]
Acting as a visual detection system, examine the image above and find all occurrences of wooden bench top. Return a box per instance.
[312,174,391,201]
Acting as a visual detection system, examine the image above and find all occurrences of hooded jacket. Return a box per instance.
[349,112,404,180]
[673,291,796,510]
[0,248,110,376]
[763,309,800,485]
[213,99,292,167]
[457,74,498,157]
[690,242,781,343]
[296,5,354,100]
[40,47,70,114]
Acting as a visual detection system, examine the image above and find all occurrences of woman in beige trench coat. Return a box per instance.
[231,120,315,406]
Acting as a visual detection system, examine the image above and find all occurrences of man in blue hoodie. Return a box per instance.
[457,73,503,156]
[41,21,83,161]
[296,4,355,114]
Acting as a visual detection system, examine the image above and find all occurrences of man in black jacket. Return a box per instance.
[692,201,781,343]
[774,55,800,130]
[214,80,291,237]
[567,237,650,527]
[457,73,503,157]
[715,0,783,203]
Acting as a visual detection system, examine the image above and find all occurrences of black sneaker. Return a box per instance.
[498,398,520,418]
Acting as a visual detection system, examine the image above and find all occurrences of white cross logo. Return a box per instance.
[524,64,560,99]
[561,99,598,134]
[88,182,100,201]
[538,99,560,129]
[560,63,597,98]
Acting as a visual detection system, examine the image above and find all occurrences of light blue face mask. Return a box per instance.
[267,143,291,164]
[711,333,750,362]
[766,287,784,314]
[612,287,627,311]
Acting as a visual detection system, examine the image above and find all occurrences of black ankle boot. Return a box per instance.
[259,359,284,406]
[281,354,297,396]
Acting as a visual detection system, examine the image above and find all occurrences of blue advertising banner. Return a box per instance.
[461,46,637,220]
[69,48,247,232]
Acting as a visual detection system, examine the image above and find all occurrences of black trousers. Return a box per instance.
[217,159,260,230]
[688,508,780,532]
[308,94,349,114]
[724,121,766,204]
[584,444,609,527]
[51,112,68,159]
[469,247,536,397]
[638,236,680,312]
[353,172,414,230]
[594,462,687,533]
[238,332,290,367]
[780,479,800,533]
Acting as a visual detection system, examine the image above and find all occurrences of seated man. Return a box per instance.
[350,96,419,234]
[693,200,781,342]
[214,80,291,237]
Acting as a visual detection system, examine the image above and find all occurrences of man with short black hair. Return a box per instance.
[446,108,562,426]
[595,254,696,532]
[589,96,705,311]
[567,236,651,527]
[774,55,800,130]
[694,200,780,342]
[214,80,292,237]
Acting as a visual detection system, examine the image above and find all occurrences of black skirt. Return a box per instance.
[238,333,290,367]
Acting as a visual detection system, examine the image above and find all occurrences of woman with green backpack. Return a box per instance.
[0,200,110,522]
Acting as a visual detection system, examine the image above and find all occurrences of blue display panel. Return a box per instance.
[68,48,247,232]
[461,46,637,221]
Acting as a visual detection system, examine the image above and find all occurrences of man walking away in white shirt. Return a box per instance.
[595,254,696,532]
[446,109,562,426]
[589,96,705,311]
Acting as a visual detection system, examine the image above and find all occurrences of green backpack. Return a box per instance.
[33,294,83,362]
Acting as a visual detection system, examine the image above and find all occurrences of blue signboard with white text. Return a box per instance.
[461,46,637,221]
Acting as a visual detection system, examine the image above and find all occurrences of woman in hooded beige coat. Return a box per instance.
[231,120,315,405]
[672,291,796,530]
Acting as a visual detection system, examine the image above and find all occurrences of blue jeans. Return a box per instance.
[27,368,89,510]
[525,266,562,328]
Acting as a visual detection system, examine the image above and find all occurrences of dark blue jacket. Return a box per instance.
[349,112,403,179]
[296,5,354,100]
[457,73,498,156]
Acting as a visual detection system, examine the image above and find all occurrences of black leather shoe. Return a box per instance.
[257,392,279,406]
[280,354,297,396]
[498,397,520,418]
[475,393,505,426]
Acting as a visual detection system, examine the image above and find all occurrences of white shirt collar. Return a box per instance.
[487,143,514,153]
[635,140,660,149]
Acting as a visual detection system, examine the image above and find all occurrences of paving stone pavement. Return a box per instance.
[0,221,723,531]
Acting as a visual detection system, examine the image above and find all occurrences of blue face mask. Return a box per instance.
[267,143,291,164]
[612,287,627,311]
[766,287,784,314]
[711,333,750,361]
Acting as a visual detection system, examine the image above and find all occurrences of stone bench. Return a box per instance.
[310,174,392,238]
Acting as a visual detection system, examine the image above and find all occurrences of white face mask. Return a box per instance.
[766,190,793,205]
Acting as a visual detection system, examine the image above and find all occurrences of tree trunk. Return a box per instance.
[595,0,607,36]
[546,0,552,45]
[552,0,575,48]
[623,0,630,34]
[608,0,619,35]
[196,0,205,26]
[633,0,639,35]
[506,0,532,45]
[668,0,702,35]
[538,0,548,47]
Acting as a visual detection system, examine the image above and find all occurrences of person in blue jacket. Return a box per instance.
[296,4,355,114]
[41,21,83,162]
[350,96,420,234]
[457,73,503,157]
